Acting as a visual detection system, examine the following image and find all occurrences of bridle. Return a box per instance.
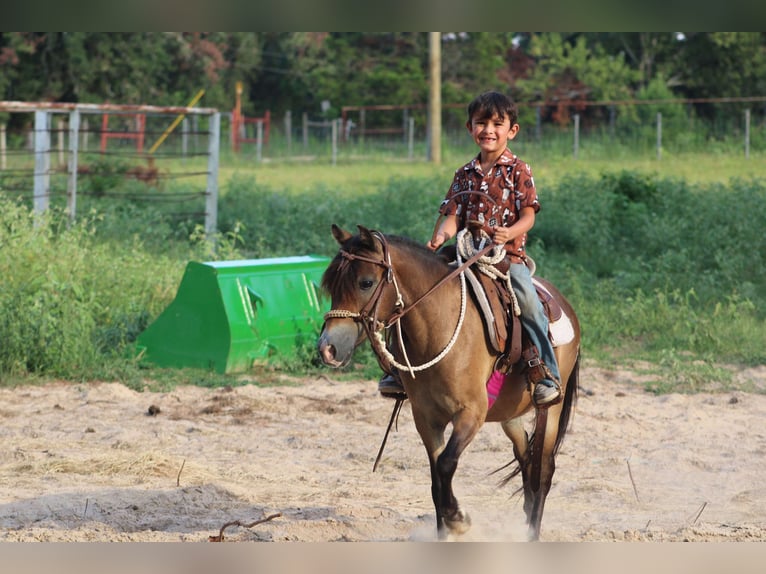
[323,229,495,377]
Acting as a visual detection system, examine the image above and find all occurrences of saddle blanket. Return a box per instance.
[532,277,575,348]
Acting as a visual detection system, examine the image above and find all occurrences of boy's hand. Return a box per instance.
[491,226,514,245]
[427,232,447,251]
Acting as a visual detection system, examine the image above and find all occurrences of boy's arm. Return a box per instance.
[492,206,535,245]
[427,214,458,251]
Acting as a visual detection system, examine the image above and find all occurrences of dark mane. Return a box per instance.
[320,231,449,299]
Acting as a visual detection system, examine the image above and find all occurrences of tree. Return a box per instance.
[674,32,766,99]
[512,33,640,126]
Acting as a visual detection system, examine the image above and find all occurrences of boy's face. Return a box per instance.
[466,113,519,156]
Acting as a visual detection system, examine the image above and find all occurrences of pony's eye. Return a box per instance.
[359,279,374,291]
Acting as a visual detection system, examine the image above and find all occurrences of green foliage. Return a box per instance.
[516,33,640,104]
[0,196,204,382]
[0,158,764,394]
[677,33,766,100]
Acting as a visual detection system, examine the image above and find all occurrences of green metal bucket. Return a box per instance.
[135,255,331,373]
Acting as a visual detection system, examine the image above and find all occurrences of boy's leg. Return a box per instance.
[509,263,562,405]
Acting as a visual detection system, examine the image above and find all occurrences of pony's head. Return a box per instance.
[318,224,450,368]
[318,224,389,367]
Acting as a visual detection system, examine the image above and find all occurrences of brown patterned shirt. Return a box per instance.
[439,148,540,261]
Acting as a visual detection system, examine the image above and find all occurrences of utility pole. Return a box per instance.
[428,32,441,164]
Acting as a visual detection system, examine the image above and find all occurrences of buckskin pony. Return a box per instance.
[317,224,581,541]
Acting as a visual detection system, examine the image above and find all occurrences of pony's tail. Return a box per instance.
[553,350,579,455]
[493,350,580,489]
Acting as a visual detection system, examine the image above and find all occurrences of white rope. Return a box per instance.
[373,252,468,376]
[456,228,521,317]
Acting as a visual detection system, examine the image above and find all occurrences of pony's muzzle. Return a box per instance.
[317,325,357,368]
[318,337,342,367]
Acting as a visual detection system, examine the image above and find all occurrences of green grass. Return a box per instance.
[1,145,764,394]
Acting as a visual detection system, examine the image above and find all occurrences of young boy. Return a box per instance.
[378,90,561,405]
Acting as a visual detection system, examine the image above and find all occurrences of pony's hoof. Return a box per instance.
[444,510,472,536]
[526,527,541,542]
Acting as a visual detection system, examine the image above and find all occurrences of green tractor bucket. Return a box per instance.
[135,255,331,373]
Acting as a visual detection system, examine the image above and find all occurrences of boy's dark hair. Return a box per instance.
[467,91,519,125]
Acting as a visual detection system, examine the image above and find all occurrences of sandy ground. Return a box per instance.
[0,362,765,543]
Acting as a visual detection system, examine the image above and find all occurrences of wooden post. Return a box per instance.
[302,112,308,149]
[81,118,89,151]
[182,118,189,163]
[57,118,65,167]
[403,109,408,144]
[67,109,80,222]
[206,112,220,236]
[573,114,580,160]
[428,31,441,164]
[0,124,6,170]
[256,120,263,162]
[359,109,365,146]
[656,112,662,161]
[745,109,750,159]
[33,110,51,216]
[331,118,338,166]
[285,110,292,155]
[408,116,414,161]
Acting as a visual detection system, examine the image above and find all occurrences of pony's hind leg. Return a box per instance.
[501,417,534,520]
[502,410,556,541]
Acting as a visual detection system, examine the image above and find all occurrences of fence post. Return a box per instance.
[403,109,409,144]
[67,109,80,223]
[656,112,662,160]
[0,124,6,170]
[302,112,308,149]
[256,119,263,162]
[33,110,51,216]
[181,118,189,163]
[80,117,89,151]
[573,113,580,159]
[744,109,750,159]
[57,117,66,167]
[331,118,338,166]
[285,110,292,155]
[360,109,366,146]
[206,112,220,236]
[192,114,199,153]
[408,116,414,161]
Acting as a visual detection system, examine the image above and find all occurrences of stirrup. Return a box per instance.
[378,373,407,400]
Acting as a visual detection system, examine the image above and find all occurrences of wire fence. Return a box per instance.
[225,97,766,163]
[0,102,220,233]
[2,97,764,227]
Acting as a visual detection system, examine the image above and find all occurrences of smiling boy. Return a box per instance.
[379,91,561,406]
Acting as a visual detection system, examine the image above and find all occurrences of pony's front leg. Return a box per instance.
[434,408,484,538]
[414,417,449,538]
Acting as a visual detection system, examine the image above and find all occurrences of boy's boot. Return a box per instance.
[378,371,407,400]
[523,345,562,406]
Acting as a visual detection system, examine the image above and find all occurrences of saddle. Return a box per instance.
[462,256,565,375]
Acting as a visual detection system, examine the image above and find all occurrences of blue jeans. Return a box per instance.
[509,262,560,383]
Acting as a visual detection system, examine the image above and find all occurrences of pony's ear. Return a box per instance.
[357,225,376,249]
[331,224,352,245]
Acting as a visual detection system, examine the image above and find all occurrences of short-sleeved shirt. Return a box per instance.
[439,148,540,262]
